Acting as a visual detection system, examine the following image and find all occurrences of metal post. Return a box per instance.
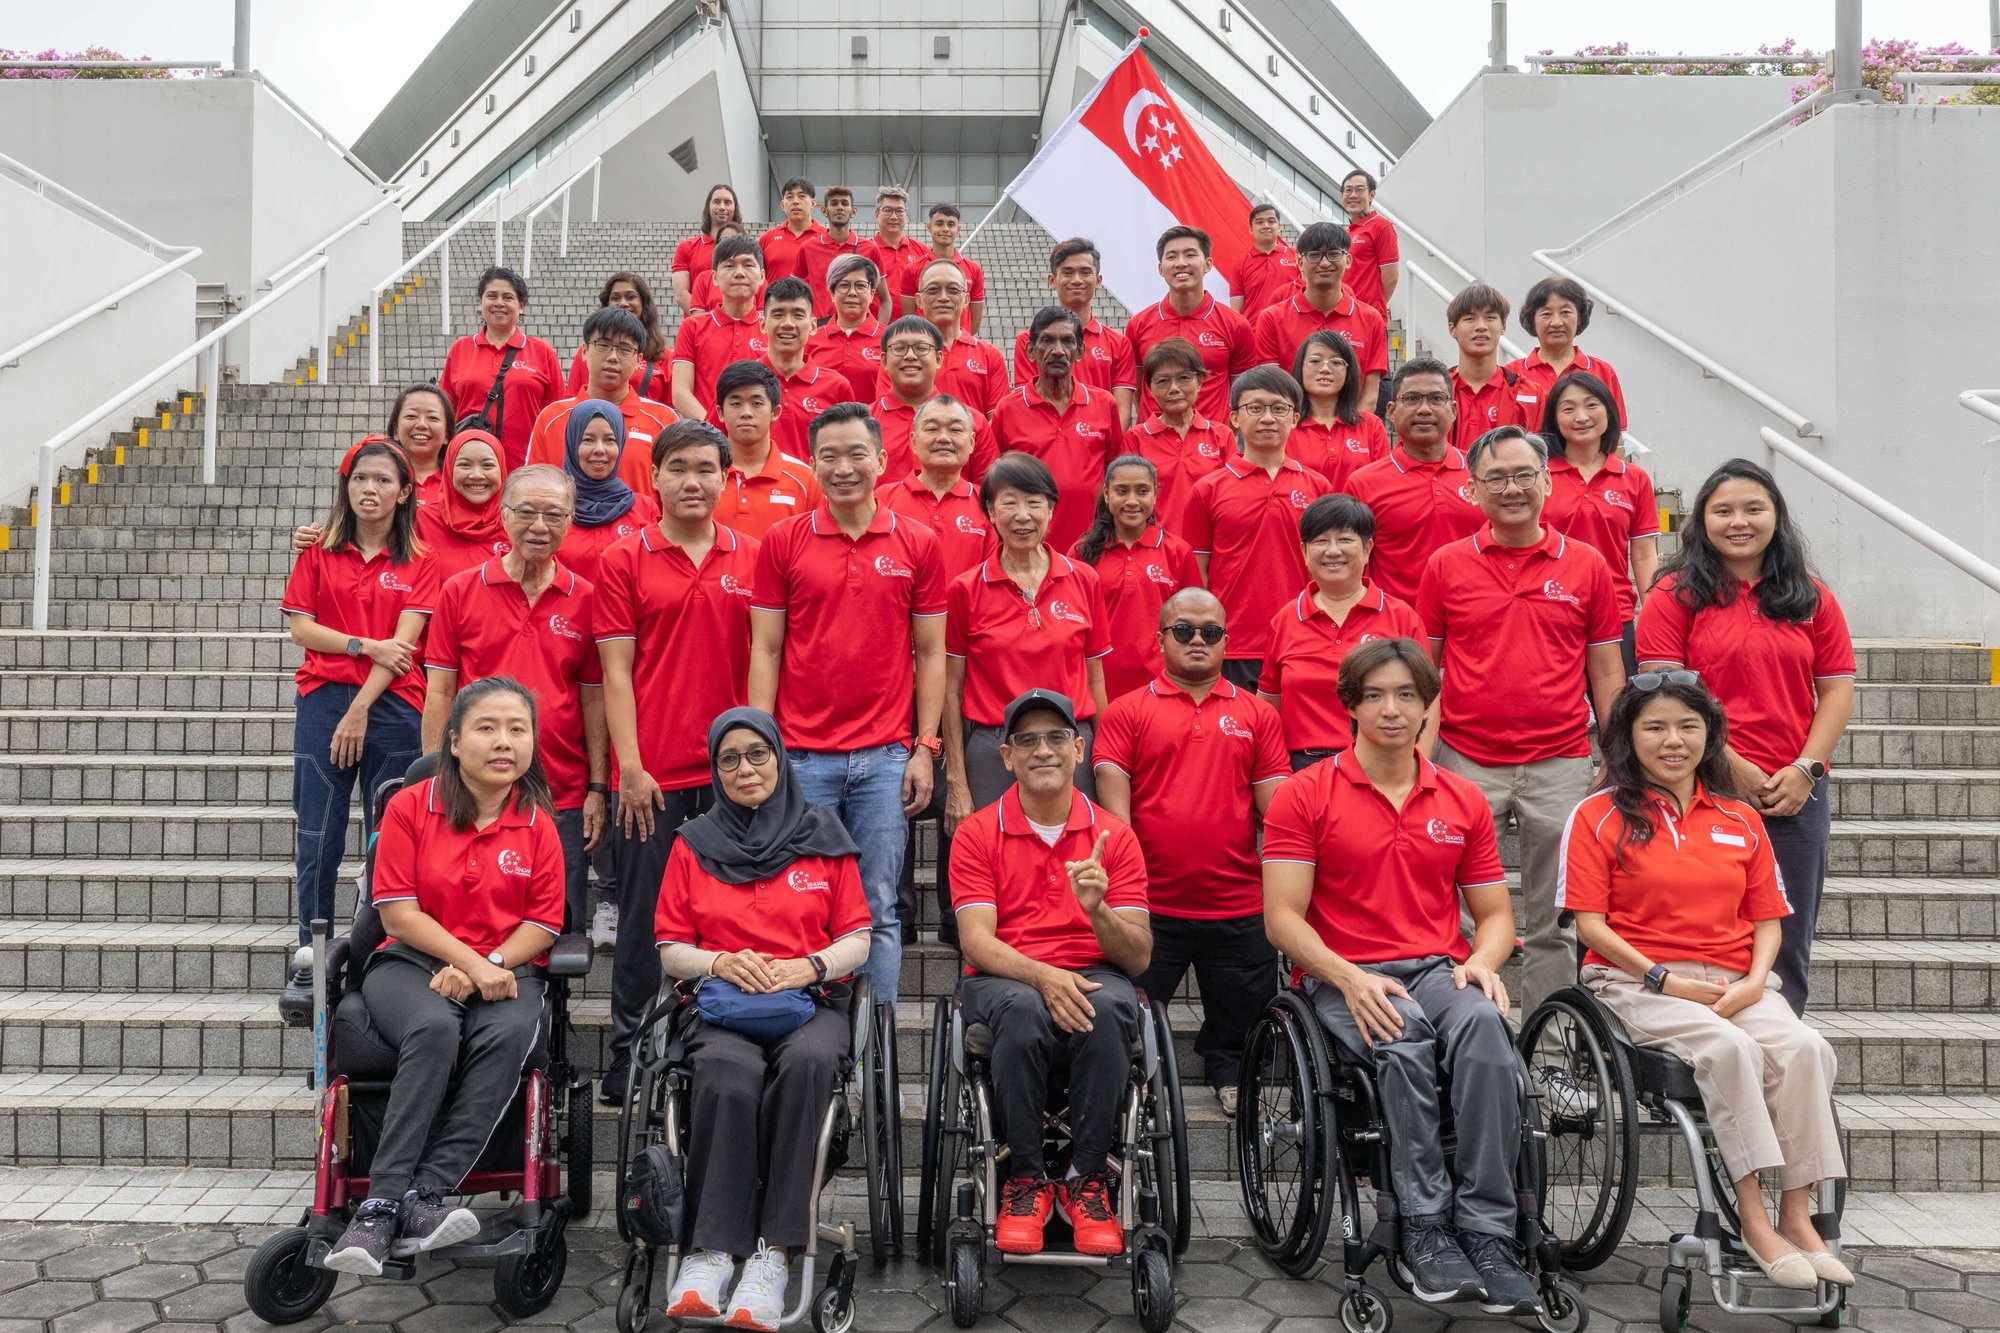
[32,449,54,631]
[203,346,220,484]
[370,286,384,386]
[1834,0,1864,92]
[441,237,453,337]
[525,210,537,282]
[317,261,331,385]
[1488,1,1511,72]
[591,161,601,222]
[309,919,329,1092]
[233,0,252,74]
[1991,0,1999,52]
[560,189,572,260]
[492,191,504,266]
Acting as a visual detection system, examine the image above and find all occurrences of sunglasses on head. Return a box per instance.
[1630,669,1700,692]
[1164,622,1226,644]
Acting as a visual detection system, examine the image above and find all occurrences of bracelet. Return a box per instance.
[587,782,611,795]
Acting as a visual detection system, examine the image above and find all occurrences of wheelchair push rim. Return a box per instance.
[1236,999,1335,1276]
[1519,993,1639,1273]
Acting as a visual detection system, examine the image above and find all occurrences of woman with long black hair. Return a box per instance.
[565,271,671,399]
[1071,454,1201,702]
[1635,460,1854,1013]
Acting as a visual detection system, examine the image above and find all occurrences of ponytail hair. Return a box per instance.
[1073,454,1160,565]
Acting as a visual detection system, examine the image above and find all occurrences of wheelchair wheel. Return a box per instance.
[1147,999,1193,1258]
[616,1247,654,1333]
[1134,1243,1176,1333]
[862,1000,904,1266]
[564,1072,595,1223]
[1519,991,1637,1271]
[1538,1278,1591,1333]
[1659,1266,1692,1333]
[918,995,962,1267]
[616,1003,679,1245]
[946,1235,983,1328]
[242,1225,337,1325]
[1338,1281,1394,1333]
[1236,996,1335,1277]
[814,1284,858,1333]
[494,1231,568,1317]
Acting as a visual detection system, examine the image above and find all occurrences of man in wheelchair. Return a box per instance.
[1260,638,1542,1314]
[948,688,1152,1257]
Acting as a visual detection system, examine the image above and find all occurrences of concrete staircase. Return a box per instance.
[0,221,1996,1202]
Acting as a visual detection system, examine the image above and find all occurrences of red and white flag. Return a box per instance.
[1004,35,1250,310]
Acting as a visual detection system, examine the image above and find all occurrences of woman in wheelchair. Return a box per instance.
[655,707,872,1331]
[1559,673,1851,1291]
[324,676,568,1276]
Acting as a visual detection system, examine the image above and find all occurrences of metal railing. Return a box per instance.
[368,189,507,385]
[248,72,389,188]
[0,149,187,257]
[0,59,221,72]
[30,255,331,630]
[520,157,603,280]
[264,188,406,385]
[0,248,204,374]
[1524,54,1829,71]
[1961,390,2000,428]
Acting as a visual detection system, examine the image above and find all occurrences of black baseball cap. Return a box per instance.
[1001,688,1079,737]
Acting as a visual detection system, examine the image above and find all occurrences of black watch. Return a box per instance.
[587,782,611,795]
[1644,963,1672,994]
[1795,758,1828,783]
[808,954,828,983]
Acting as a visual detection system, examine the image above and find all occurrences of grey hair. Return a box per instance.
[913,393,975,430]
[1464,425,1548,476]
[502,463,577,504]
[826,253,880,290]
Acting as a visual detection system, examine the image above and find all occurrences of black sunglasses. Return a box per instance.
[1164,622,1226,644]
[1630,669,1700,692]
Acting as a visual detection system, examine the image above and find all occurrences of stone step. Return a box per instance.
[10,508,319,536]
[0,631,295,673]
[0,524,303,554]
[1816,875,2000,941]
[1852,682,2000,724]
[0,756,292,807]
[1829,769,2000,820]
[1822,818,2000,878]
[0,574,295,604]
[0,670,296,712]
[1812,938,2000,1011]
[14,548,300,578]
[0,600,278,630]
[0,805,359,862]
[1837,724,2000,770]
[1853,640,1994,685]
[60,485,354,507]
[0,712,290,757]
[0,859,356,927]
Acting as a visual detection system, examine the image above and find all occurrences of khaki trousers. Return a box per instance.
[1584,962,1845,1189]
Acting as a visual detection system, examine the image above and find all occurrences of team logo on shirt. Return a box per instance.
[1218,715,1254,740]
[1457,483,1476,503]
[1542,579,1582,606]
[1048,599,1088,625]
[496,849,534,877]
[1426,818,1466,846]
[965,357,986,373]
[1343,436,1370,455]
[873,556,914,579]
[1197,332,1227,350]
[377,570,414,593]
[1089,346,1113,363]
[862,348,883,364]
[720,574,753,597]
[547,614,583,642]
[1144,563,1177,587]
[1075,421,1108,441]
[1288,490,1311,509]
[801,396,823,413]
[1278,255,1299,270]
[1709,827,1747,847]
[786,866,832,892]
[1196,439,1223,458]
[1603,489,1634,512]
[616,521,639,537]
[955,515,988,536]
[747,335,768,353]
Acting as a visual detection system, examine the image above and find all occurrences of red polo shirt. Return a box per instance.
[424,560,602,809]
[1230,243,1301,319]
[1506,348,1629,426]
[1344,212,1400,316]
[1183,457,1331,661]
[1254,290,1388,381]
[656,840,870,957]
[877,330,1011,416]
[1126,294,1261,423]
[1417,528,1622,766]
[1634,573,1854,775]
[1559,785,1791,973]
[718,446,821,540]
[558,495,660,586]
[807,318,883,399]
[439,328,564,469]
[1449,366,1544,451]
[415,507,513,584]
[946,550,1110,725]
[991,383,1124,555]
[1076,527,1204,703]
[869,395,998,485]
[672,307,769,413]
[1345,446,1484,605]
[799,231,867,319]
[759,220,827,284]
[372,779,566,959]
[753,504,947,751]
[1012,317,1138,395]
[1545,454,1660,621]
[527,391,678,504]
[687,271,769,314]
[1263,751,1505,967]
[859,234,933,306]
[672,234,717,281]
[1093,677,1288,917]
[760,361,857,461]
[891,246,986,309]
[1128,414,1234,536]
[593,523,760,791]
[280,544,437,715]
[1287,413,1387,491]
[877,474,991,578]
[1257,586,1426,752]
[949,787,1148,971]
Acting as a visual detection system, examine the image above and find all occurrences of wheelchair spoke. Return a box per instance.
[1237,1012,1320,1263]
[1521,999,1637,1272]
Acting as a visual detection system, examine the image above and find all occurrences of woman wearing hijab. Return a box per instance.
[556,400,659,585]
[416,429,512,581]
[653,708,871,1332]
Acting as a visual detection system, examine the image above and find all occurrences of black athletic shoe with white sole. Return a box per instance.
[1399,1213,1487,1304]
[392,1187,481,1255]
[323,1198,401,1276]
[1462,1230,1540,1315]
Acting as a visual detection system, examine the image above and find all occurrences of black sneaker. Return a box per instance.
[598,1061,630,1106]
[392,1187,480,1256]
[1400,1212,1486,1304]
[1462,1230,1539,1315]
[323,1198,400,1276]
[278,967,314,1028]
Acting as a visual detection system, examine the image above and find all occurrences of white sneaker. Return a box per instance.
[591,899,620,948]
[667,1249,735,1320]
[724,1242,789,1331]
[1536,1064,1600,1120]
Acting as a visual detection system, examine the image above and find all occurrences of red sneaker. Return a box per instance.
[994,1176,1055,1254]
[1060,1171,1124,1256]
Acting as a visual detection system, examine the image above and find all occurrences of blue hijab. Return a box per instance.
[563,399,638,527]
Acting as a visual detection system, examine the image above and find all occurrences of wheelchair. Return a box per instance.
[1519,978,1847,1331]
[609,971,903,1333]
[1235,984,1589,1333]
[244,759,594,1324]
[914,983,1190,1333]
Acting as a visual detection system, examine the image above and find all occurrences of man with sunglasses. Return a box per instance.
[1252,220,1387,405]
[1093,590,1288,1118]
[952,688,1151,1257]
[1417,425,1626,1019]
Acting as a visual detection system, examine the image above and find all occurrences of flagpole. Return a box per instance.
[961,29,1149,256]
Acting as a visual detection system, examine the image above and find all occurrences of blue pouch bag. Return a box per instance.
[695,977,816,1041]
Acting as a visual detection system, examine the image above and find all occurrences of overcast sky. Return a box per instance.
[5,0,1994,144]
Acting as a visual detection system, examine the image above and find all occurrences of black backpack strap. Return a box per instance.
[483,344,522,437]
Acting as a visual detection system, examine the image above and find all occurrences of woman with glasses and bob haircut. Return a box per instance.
[1558,671,1850,1291]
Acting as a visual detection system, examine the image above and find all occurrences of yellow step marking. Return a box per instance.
[160,410,172,429]
[137,427,149,448]
[86,463,98,485]
[1990,649,2000,687]
[0,525,10,552]
[58,482,70,506]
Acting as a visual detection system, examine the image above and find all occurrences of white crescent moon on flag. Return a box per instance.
[1121,89,1170,154]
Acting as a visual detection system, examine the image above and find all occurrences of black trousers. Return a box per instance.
[609,785,716,1073]
[360,951,547,1200]
[1138,912,1276,1088]
[555,807,588,934]
[1220,659,1262,691]
[684,1005,849,1255]
[960,968,1140,1179]
[1766,773,1831,1014]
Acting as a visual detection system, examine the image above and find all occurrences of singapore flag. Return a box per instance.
[1005,34,1250,311]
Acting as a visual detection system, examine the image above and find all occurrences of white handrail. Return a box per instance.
[0,248,204,373]
[248,72,389,188]
[1960,390,2000,427]
[266,188,406,287]
[0,149,188,258]
[521,157,603,280]
[32,255,332,631]
[1758,427,2000,596]
[369,190,506,385]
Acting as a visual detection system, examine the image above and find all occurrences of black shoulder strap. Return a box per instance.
[484,344,522,437]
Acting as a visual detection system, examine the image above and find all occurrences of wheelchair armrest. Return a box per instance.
[545,933,593,978]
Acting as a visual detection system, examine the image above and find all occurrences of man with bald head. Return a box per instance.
[1092,588,1289,1116]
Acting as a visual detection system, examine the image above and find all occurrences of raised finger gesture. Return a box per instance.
[1066,831,1112,912]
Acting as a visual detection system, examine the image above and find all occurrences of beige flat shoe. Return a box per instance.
[1746,1240,1819,1290]
[1801,1249,1855,1286]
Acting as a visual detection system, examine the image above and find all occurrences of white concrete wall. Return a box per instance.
[0,176,196,507]
[752,0,1047,116]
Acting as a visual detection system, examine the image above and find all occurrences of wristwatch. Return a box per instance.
[913,735,944,759]
[1644,963,1672,994]
[487,950,506,968]
[808,954,828,983]
[587,782,611,795]
[345,636,364,656]
[1793,757,1828,783]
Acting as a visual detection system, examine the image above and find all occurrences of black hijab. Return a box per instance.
[678,707,859,883]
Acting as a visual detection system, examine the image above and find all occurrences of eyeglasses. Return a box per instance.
[506,504,573,525]
[1630,670,1701,692]
[1164,622,1226,644]
[588,339,642,358]
[1473,469,1545,494]
[884,341,936,360]
[1396,391,1452,408]
[1236,401,1295,419]
[919,283,968,298]
[1006,728,1077,751]
[716,744,775,771]
[1149,372,1200,389]
[1297,249,1348,267]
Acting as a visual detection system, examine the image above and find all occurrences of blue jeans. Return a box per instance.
[791,744,911,1005]
[292,683,422,947]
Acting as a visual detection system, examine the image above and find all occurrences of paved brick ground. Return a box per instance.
[2,1218,1999,1333]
